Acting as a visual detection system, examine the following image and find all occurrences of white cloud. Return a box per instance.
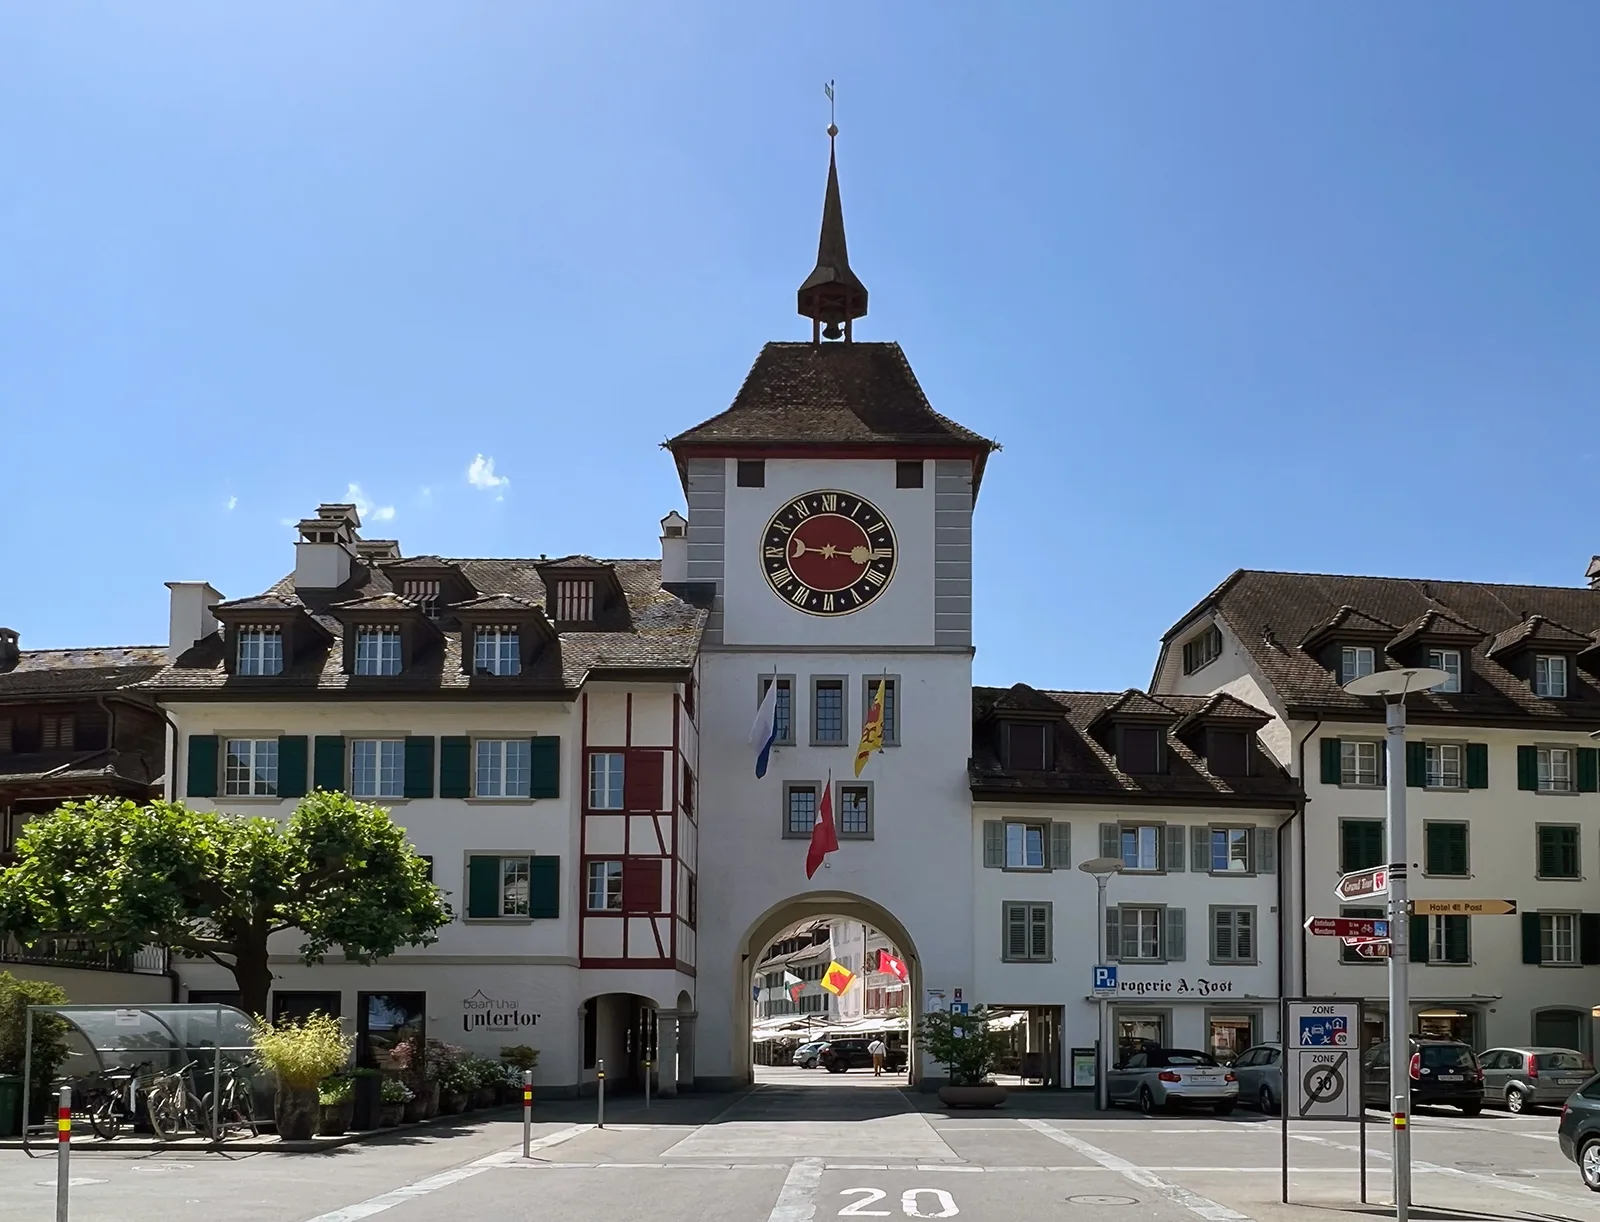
[225,496,238,511]
[347,482,396,523]
[467,454,509,500]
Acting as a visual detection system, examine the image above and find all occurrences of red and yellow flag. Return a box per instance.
[854,679,887,777]
[819,960,856,996]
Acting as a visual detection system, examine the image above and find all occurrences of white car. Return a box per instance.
[1107,1048,1239,1114]
[791,1040,826,1068]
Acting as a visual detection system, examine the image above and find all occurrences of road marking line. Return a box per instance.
[1290,1133,1596,1210]
[1020,1119,1254,1222]
[767,1158,826,1222]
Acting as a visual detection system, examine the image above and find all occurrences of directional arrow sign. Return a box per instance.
[1341,935,1390,946]
[1334,866,1389,903]
[1410,898,1517,916]
[1306,916,1389,939]
[1355,942,1392,959]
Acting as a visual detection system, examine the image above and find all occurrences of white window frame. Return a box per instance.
[1210,906,1256,964]
[354,626,403,676]
[1209,826,1252,874]
[1183,626,1222,676]
[1428,649,1462,692]
[476,739,532,798]
[1341,740,1381,786]
[1541,912,1578,966]
[758,675,796,746]
[1538,746,1574,793]
[1005,822,1047,871]
[1119,824,1162,873]
[811,676,847,746]
[1429,914,1470,965]
[224,738,278,797]
[837,781,873,839]
[1425,743,1464,790]
[500,857,530,917]
[586,860,623,911]
[1535,654,1569,699]
[237,627,284,676]
[1120,906,1164,962]
[350,738,405,799]
[474,627,521,676]
[783,782,819,838]
[588,752,624,810]
[1340,645,1375,685]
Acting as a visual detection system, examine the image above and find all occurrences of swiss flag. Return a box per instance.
[805,778,839,879]
[877,949,909,983]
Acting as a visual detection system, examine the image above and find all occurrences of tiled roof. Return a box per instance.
[1300,605,1397,647]
[1163,569,1600,723]
[0,646,168,700]
[143,557,707,697]
[331,593,422,613]
[1387,609,1486,652]
[1098,689,1181,720]
[1486,614,1592,657]
[970,685,1298,804]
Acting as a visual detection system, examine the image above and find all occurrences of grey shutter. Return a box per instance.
[1030,904,1051,960]
[1104,906,1120,963]
[1257,827,1277,874]
[982,821,1004,869]
[1166,825,1186,872]
[1191,825,1209,873]
[1005,904,1028,959]
[1100,823,1119,860]
[1165,907,1186,962]
[1213,909,1233,961]
[1049,823,1071,871]
[1237,908,1255,961]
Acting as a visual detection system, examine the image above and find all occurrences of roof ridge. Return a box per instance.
[19,644,166,654]
[1235,567,1594,594]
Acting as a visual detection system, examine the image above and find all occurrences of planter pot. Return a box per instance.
[471,1087,495,1109]
[441,1090,467,1114]
[275,1086,320,1140]
[378,1103,404,1127]
[419,1081,441,1119]
[317,1100,354,1137]
[402,1092,429,1123]
[937,1084,1007,1110]
[351,1074,382,1131]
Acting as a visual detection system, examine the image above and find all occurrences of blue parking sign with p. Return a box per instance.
[1093,965,1117,991]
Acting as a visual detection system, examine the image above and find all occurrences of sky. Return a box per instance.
[3,4,1598,691]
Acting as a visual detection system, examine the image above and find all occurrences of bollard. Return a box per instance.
[56,1083,70,1222]
[521,1070,533,1159]
[597,1059,605,1129]
[644,1059,651,1110]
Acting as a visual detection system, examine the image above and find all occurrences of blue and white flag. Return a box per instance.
[750,680,779,779]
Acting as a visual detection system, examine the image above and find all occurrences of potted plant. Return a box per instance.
[348,1067,383,1130]
[391,1039,433,1123]
[379,1076,412,1126]
[317,1076,354,1136]
[437,1057,471,1113]
[252,1013,354,1141]
[0,972,68,1135]
[466,1056,499,1109]
[501,1045,539,1107]
[918,1004,1009,1109]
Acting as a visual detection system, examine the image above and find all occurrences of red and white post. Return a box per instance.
[521,1070,533,1158]
[55,1083,71,1222]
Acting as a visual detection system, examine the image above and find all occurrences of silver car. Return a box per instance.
[1108,1047,1239,1114]
[791,1040,826,1068]
[1480,1046,1593,1113]
[1231,1042,1283,1114]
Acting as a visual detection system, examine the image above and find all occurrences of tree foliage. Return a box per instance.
[916,1004,1007,1086]
[0,971,70,1094]
[0,793,451,1016]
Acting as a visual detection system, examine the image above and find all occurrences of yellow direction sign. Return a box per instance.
[1410,899,1517,916]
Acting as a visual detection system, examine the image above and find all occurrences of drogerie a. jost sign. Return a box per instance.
[1109,976,1241,998]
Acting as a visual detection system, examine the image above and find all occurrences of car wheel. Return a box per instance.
[1506,1087,1532,1114]
[1258,1085,1277,1115]
[1582,1138,1600,1191]
[1214,1101,1236,1116]
[1138,1086,1156,1115]
[1459,1101,1483,1116]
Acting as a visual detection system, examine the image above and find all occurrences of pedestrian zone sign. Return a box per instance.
[1284,1000,1362,1121]
[1298,1014,1349,1048]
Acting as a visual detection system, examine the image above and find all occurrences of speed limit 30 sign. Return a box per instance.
[1284,1000,1362,1120]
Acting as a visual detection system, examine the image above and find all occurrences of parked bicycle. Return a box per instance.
[199,1060,258,1140]
[80,1059,154,1140]
[146,1059,206,1140]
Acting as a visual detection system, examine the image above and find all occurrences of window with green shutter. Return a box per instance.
[1340,819,1384,872]
[528,856,560,919]
[1410,914,1430,964]
[1517,745,1539,792]
[1464,743,1489,789]
[1424,822,1468,877]
[313,736,346,792]
[438,736,471,798]
[403,737,435,799]
[981,821,1004,869]
[277,735,309,798]
[1579,747,1599,794]
[1320,737,1342,785]
[1537,825,1580,879]
[186,735,219,798]
[529,736,561,798]
[1405,741,1427,788]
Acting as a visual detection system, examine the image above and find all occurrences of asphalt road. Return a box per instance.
[6,1066,1598,1222]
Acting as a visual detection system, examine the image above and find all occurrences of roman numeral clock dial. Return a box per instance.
[761,490,898,616]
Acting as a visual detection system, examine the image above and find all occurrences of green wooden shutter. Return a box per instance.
[1048,822,1071,871]
[1190,825,1209,873]
[1579,748,1599,794]
[404,736,435,799]
[313,736,346,792]
[1538,827,1559,878]
[1517,745,1538,792]
[1165,907,1186,962]
[1410,914,1430,963]
[529,736,561,799]
[982,821,1004,868]
[1582,914,1600,966]
[1005,904,1028,960]
[277,735,309,798]
[1521,912,1542,964]
[1320,737,1342,785]
[1406,741,1427,788]
[1099,823,1119,859]
[1465,743,1489,789]
[1166,825,1186,872]
[439,736,471,799]
[1256,826,1276,874]
[1104,907,1120,962]
[528,856,560,919]
[186,735,219,798]
[467,856,501,918]
[1342,820,1383,872]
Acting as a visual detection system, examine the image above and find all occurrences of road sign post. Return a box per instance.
[1281,999,1365,1207]
[1305,916,1390,939]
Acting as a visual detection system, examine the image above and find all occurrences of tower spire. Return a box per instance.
[797,87,868,343]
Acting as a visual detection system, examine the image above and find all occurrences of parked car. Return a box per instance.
[819,1038,907,1073]
[791,1041,827,1069]
[1107,1048,1239,1114]
[1231,1043,1283,1114]
[1557,1076,1600,1189]
[1480,1047,1592,1113]
[1362,1038,1483,1114]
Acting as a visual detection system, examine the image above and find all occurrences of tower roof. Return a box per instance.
[797,128,868,340]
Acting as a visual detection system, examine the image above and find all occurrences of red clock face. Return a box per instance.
[761,490,898,616]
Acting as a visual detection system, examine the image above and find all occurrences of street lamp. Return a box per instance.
[1079,855,1125,1110]
[1344,665,1451,1222]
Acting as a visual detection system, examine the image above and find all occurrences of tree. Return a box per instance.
[0,792,452,1016]
[916,1004,1008,1086]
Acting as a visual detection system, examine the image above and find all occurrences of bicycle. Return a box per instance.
[199,1061,258,1140]
[81,1060,154,1140]
[146,1060,205,1140]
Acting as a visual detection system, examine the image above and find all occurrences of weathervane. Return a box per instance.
[825,79,837,137]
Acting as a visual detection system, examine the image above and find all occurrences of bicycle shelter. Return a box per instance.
[22,1003,256,1144]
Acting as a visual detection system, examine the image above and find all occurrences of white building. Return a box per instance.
[970,684,1298,1088]
[146,504,706,1097]
[1154,568,1600,1060]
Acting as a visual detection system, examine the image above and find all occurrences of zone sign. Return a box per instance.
[762,489,899,616]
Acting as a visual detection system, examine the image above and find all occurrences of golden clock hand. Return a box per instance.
[849,546,893,564]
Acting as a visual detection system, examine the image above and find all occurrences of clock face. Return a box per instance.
[761,489,898,616]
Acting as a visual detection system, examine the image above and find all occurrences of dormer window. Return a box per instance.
[1182,626,1222,675]
[1206,729,1250,777]
[1340,646,1375,685]
[403,580,440,619]
[1428,648,1462,692]
[1115,726,1164,775]
[238,627,283,676]
[1001,722,1051,771]
[474,627,521,676]
[556,580,594,622]
[1535,654,1569,699]
[355,626,402,676]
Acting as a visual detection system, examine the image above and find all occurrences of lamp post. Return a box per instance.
[1343,666,1450,1222]
[1079,855,1125,1111]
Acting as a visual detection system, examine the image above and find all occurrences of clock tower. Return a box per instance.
[665,124,996,1088]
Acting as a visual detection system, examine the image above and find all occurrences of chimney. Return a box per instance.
[660,511,688,585]
[165,583,223,662]
[294,503,361,591]
[0,628,18,673]
[1588,557,1600,589]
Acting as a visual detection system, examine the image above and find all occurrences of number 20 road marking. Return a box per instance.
[839,1187,959,1218]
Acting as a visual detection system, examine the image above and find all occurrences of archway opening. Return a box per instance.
[580,991,659,1094]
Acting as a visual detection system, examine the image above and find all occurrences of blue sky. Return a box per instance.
[3,4,1597,690]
